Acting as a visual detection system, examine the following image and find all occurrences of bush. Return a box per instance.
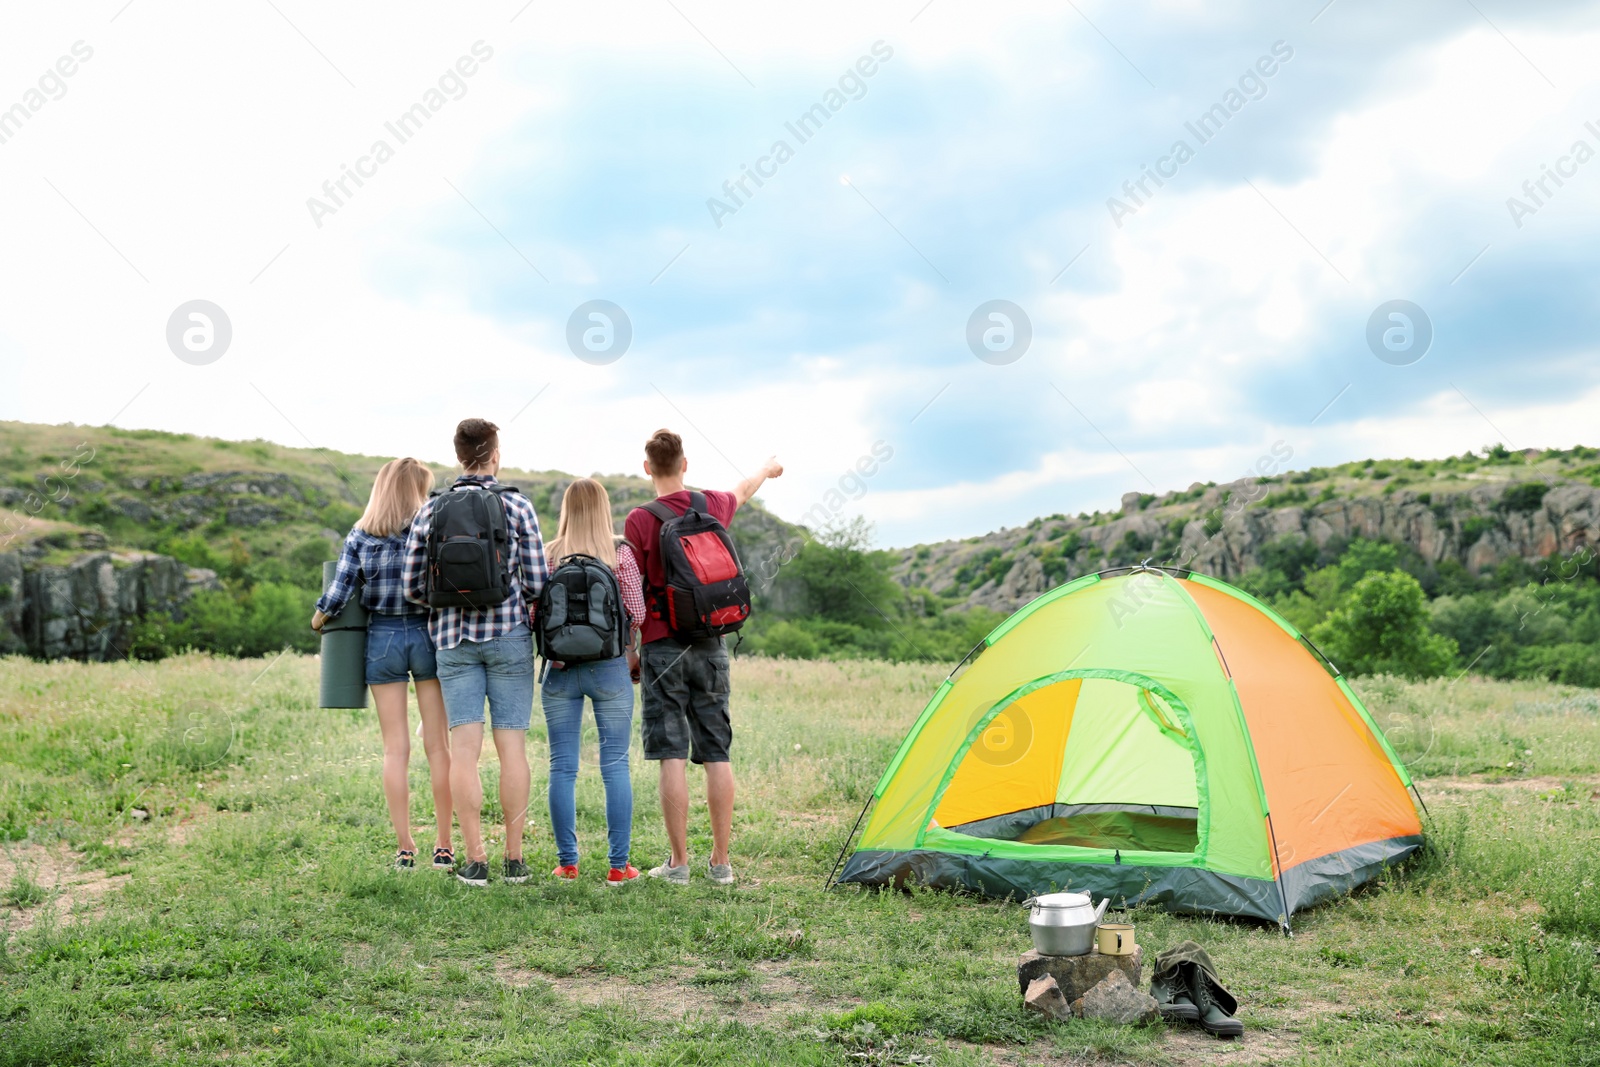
[1499,482,1550,513]
[129,582,318,660]
[754,621,821,660]
[1311,571,1458,678]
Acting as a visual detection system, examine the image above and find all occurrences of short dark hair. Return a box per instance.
[644,428,684,477]
[455,418,499,469]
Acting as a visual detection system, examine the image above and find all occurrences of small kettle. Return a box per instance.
[1022,891,1109,956]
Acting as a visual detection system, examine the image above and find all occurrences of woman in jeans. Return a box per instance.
[312,458,452,871]
[540,478,645,885]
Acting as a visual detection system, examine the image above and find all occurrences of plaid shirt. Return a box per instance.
[402,474,548,650]
[315,528,425,619]
[615,541,645,632]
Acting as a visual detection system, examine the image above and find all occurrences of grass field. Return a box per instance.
[2,654,1598,1066]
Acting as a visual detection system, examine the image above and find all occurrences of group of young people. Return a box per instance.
[311,418,783,887]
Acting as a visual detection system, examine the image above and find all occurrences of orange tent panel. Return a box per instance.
[1184,580,1421,872]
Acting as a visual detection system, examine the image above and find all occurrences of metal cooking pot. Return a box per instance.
[1023,891,1110,956]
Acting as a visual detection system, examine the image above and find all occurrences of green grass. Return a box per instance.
[1,655,1598,1065]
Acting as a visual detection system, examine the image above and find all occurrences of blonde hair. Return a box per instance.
[547,478,618,569]
[356,458,434,538]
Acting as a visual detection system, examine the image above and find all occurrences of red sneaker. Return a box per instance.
[606,863,641,887]
[551,864,579,880]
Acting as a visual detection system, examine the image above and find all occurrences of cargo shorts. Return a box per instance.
[639,637,731,764]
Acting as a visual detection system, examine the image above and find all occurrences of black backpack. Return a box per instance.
[534,553,625,663]
[641,491,751,640]
[424,483,520,609]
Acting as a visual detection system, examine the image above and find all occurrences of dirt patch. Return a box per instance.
[0,842,129,933]
[496,959,850,1024]
[1160,1026,1301,1065]
[1418,774,1600,795]
[3,809,224,934]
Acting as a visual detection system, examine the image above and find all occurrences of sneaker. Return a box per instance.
[707,861,734,886]
[503,858,531,884]
[455,859,490,887]
[647,856,690,885]
[395,849,417,872]
[551,864,579,880]
[606,864,641,887]
[432,846,454,870]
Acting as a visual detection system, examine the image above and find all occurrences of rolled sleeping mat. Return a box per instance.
[319,561,369,709]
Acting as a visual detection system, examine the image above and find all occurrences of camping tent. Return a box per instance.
[835,567,1424,928]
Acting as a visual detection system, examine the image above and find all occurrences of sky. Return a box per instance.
[2,1,1598,547]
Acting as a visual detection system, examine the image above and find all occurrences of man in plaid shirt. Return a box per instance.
[402,418,549,887]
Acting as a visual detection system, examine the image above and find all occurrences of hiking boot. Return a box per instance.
[502,858,531,884]
[707,861,734,886]
[648,856,690,885]
[1190,970,1244,1038]
[1153,983,1200,1022]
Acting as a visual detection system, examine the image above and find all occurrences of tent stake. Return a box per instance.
[1265,812,1293,937]
[825,795,876,889]
[1409,782,1431,818]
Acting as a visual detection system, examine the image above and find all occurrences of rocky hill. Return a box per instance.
[0,421,804,661]
[893,446,1600,616]
[7,421,1598,662]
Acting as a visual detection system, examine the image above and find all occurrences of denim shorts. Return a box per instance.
[436,625,536,731]
[639,637,731,764]
[364,614,437,685]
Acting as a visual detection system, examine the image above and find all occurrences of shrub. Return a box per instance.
[1311,571,1458,678]
[1498,482,1550,513]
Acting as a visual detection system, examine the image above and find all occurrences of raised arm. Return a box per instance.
[731,456,784,508]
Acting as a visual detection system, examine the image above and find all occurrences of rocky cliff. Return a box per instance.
[895,462,1600,616]
[0,533,217,660]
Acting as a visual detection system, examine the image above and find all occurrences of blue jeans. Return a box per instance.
[541,656,635,868]
[437,625,536,731]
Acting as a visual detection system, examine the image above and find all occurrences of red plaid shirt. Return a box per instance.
[401,474,548,650]
[615,541,645,632]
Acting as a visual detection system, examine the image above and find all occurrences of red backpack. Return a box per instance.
[641,492,751,639]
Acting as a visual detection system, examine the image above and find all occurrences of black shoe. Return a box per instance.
[1191,972,1244,1038]
[1151,968,1200,1022]
[456,859,490,887]
[432,845,454,870]
[502,858,531,884]
[1158,990,1201,1022]
[394,849,417,871]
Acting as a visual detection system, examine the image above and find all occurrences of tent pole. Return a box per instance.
[825,795,876,890]
[1265,812,1294,938]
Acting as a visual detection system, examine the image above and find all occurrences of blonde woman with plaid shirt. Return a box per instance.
[312,457,452,872]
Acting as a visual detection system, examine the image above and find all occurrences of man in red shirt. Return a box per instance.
[625,428,782,886]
